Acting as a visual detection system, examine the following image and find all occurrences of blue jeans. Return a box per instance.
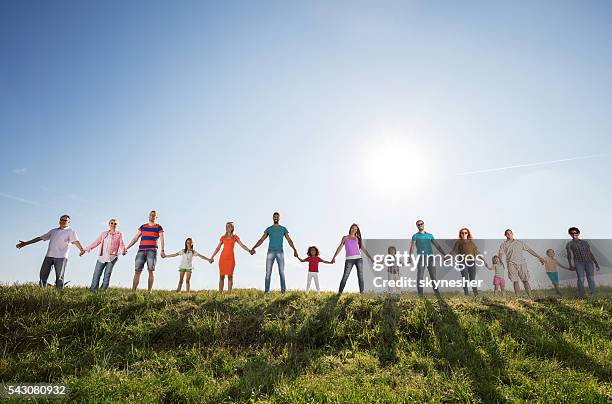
[460,264,478,295]
[338,258,364,294]
[265,251,286,293]
[417,255,440,296]
[39,257,67,288]
[135,250,157,272]
[575,261,596,297]
[90,258,118,292]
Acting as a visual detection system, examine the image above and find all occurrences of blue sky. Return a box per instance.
[1,0,611,291]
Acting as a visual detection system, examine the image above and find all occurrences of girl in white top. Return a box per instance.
[163,238,212,292]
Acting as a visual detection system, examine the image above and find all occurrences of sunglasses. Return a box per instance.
[60,219,69,222]
[570,232,579,235]
[110,222,118,225]
[417,223,424,226]
[460,231,469,234]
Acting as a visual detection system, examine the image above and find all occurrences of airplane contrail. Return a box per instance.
[0,192,42,206]
[457,152,612,176]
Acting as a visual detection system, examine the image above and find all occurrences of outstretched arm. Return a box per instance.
[16,237,42,249]
[320,258,333,264]
[284,233,297,253]
[526,248,545,264]
[73,240,85,255]
[164,252,180,258]
[196,252,212,262]
[554,258,572,271]
[432,240,446,256]
[125,231,142,250]
[331,237,345,263]
[251,232,268,251]
[361,246,374,262]
[236,239,252,254]
[210,241,223,260]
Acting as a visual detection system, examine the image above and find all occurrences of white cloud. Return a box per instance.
[0,192,41,206]
[12,168,27,175]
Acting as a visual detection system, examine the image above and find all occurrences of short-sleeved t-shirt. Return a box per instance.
[266,225,287,252]
[305,256,322,272]
[492,263,505,277]
[40,228,79,258]
[412,232,434,255]
[498,239,529,264]
[178,250,198,270]
[138,223,164,251]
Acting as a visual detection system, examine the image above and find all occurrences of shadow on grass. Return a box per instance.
[424,298,508,403]
[221,294,341,401]
[483,301,611,382]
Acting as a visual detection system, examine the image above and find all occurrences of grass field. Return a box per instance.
[0,285,611,403]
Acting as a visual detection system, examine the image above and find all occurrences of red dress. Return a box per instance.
[219,235,239,276]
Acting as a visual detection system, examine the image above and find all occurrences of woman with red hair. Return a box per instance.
[451,227,481,296]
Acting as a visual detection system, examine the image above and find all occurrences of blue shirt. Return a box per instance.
[266,225,287,252]
[412,232,434,255]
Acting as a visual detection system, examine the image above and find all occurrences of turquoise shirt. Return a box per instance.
[412,232,434,255]
[266,225,287,252]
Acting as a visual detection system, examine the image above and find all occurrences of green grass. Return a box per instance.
[0,285,611,403]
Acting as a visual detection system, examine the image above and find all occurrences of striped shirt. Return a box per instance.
[138,223,164,251]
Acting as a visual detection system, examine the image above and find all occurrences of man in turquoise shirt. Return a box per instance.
[252,212,298,293]
[409,219,447,297]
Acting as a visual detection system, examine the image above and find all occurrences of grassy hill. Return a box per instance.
[0,285,611,403]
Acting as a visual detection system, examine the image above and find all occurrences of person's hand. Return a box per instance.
[122,250,127,256]
[570,265,576,271]
[293,251,298,258]
[538,257,545,265]
[208,258,214,264]
[250,249,256,255]
[331,258,336,264]
[79,249,86,256]
[161,251,166,258]
[596,263,600,271]
[16,240,26,249]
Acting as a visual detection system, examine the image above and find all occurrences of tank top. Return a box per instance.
[345,236,361,259]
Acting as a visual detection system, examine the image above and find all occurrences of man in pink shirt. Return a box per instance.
[16,214,85,288]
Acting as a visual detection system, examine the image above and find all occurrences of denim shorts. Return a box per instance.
[135,249,157,272]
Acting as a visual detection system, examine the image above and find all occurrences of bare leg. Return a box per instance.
[513,281,521,297]
[132,272,142,290]
[553,283,562,295]
[228,275,233,294]
[177,272,185,292]
[523,281,532,299]
[186,272,191,292]
[147,270,155,292]
[219,275,225,292]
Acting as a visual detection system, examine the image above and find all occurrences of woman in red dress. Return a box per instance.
[209,222,252,293]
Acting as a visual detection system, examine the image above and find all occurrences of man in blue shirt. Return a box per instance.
[409,219,447,297]
[252,212,298,293]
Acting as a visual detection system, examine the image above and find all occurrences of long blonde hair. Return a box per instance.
[225,222,235,238]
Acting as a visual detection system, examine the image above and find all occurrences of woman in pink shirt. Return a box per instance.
[332,223,374,294]
[82,218,126,291]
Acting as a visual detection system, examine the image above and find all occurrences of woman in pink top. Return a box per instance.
[331,223,374,294]
[82,218,126,291]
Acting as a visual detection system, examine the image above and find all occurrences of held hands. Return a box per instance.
[79,249,86,257]
[208,258,214,264]
[250,249,256,255]
[160,250,166,258]
[16,240,26,249]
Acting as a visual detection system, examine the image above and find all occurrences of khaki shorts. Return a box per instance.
[507,261,530,282]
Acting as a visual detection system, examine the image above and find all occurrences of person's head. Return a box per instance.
[388,246,397,255]
[272,212,280,224]
[108,218,118,231]
[307,246,319,257]
[59,214,70,229]
[504,229,513,240]
[225,222,235,236]
[458,227,472,240]
[184,238,193,252]
[149,210,157,222]
[492,255,501,265]
[546,248,555,258]
[568,227,580,240]
[416,220,425,231]
[348,223,362,248]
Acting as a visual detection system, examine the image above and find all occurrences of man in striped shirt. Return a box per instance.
[125,210,166,291]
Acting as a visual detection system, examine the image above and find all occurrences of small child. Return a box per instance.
[387,246,401,295]
[488,255,505,296]
[163,238,212,292]
[295,246,332,294]
[542,248,572,296]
